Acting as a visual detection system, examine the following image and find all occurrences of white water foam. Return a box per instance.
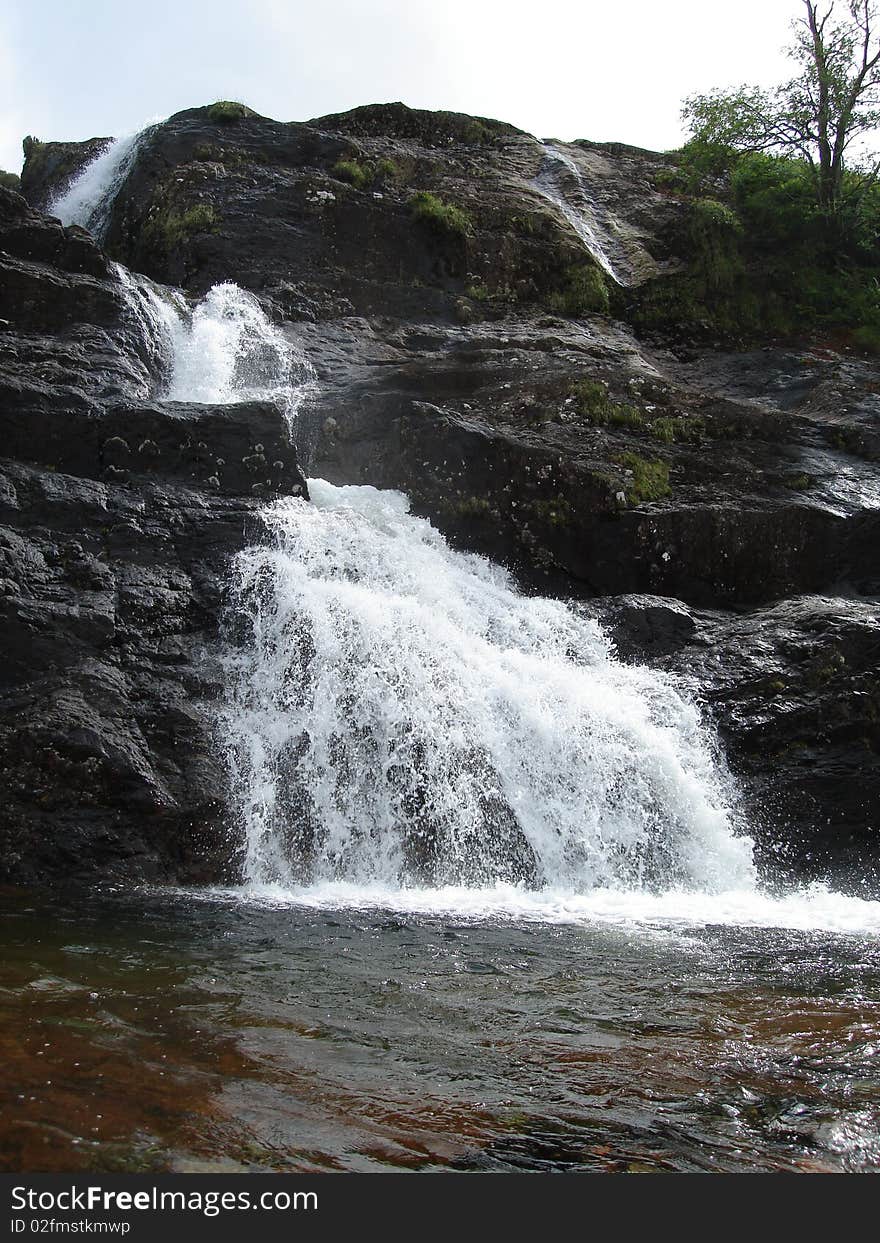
[220,480,755,895]
[166,282,315,430]
[49,123,160,239]
[209,879,880,937]
[533,143,628,286]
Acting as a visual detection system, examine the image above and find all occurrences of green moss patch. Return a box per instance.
[143,203,220,250]
[571,380,644,429]
[546,264,610,317]
[616,453,671,504]
[207,100,250,123]
[409,191,472,237]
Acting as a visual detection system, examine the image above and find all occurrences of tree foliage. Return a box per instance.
[683,1,880,213]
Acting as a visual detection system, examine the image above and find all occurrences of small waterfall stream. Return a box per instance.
[115,268,316,428]
[49,124,160,239]
[165,282,316,430]
[532,142,630,286]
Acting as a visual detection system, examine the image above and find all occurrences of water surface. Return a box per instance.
[3,884,879,1174]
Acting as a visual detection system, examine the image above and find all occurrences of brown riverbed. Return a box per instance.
[2,885,879,1173]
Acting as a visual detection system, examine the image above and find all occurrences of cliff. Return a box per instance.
[4,101,879,891]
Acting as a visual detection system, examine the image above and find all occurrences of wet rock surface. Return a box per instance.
[8,103,880,889]
[0,186,307,884]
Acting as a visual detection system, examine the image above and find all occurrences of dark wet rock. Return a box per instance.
[587,594,697,658]
[0,190,307,887]
[19,135,110,211]
[588,592,880,894]
[298,315,880,606]
[22,103,672,321]
[685,597,880,893]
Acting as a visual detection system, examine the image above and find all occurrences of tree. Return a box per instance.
[682,1,880,215]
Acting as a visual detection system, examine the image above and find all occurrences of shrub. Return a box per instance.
[673,138,741,195]
[409,191,472,237]
[638,145,880,343]
[0,169,20,191]
[333,159,371,189]
[571,379,643,428]
[546,264,610,317]
[207,100,249,123]
[375,158,401,182]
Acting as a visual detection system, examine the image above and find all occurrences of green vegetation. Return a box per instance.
[546,264,610,317]
[616,453,671,505]
[682,2,880,217]
[207,100,250,123]
[331,157,403,189]
[650,414,705,444]
[466,281,493,302]
[852,324,880,354]
[0,169,20,191]
[429,114,494,146]
[143,203,220,250]
[656,2,880,347]
[570,380,705,445]
[571,379,644,428]
[191,143,260,166]
[333,159,372,189]
[510,212,547,237]
[375,158,402,182]
[637,145,880,344]
[459,119,493,145]
[409,191,472,237]
[782,472,815,490]
[523,496,575,527]
[452,495,493,517]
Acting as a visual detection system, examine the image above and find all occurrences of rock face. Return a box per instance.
[0,186,307,884]
[8,101,880,893]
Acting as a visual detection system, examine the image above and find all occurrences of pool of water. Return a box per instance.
[2,884,879,1174]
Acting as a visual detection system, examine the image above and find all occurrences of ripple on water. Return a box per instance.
[2,886,880,1173]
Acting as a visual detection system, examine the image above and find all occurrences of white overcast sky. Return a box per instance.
[1,0,801,173]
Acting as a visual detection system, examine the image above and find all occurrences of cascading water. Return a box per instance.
[113,264,189,396]
[133,265,880,935]
[112,269,315,428]
[533,142,629,286]
[165,282,315,430]
[142,277,754,905]
[220,483,755,896]
[49,124,159,239]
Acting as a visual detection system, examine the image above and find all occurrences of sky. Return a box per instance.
[0,0,802,174]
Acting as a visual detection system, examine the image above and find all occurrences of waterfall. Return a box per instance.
[112,271,315,425]
[165,283,315,431]
[220,483,756,895]
[49,124,159,240]
[139,267,755,901]
[533,143,628,287]
[113,264,189,396]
